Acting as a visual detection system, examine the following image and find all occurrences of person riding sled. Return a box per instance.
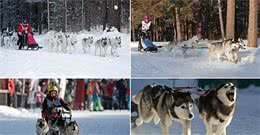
[17,20,41,50]
[41,85,71,128]
[138,16,153,50]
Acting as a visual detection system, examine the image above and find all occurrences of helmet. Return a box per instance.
[143,15,149,20]
[48,85,59,93]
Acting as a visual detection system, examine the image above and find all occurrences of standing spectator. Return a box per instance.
[93,81,103,111]
[65,79,75,109]
[86,80,94,111]
[8,79,15,107]
[35,82,45,108]
[116,79,126,109]
[106,80,114,109]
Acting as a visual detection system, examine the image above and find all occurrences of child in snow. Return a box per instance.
[41,85,71,126]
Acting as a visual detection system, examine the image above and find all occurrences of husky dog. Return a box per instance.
[65,33,78,54]
[1,30,15,47]
[56,31,66,52]
[82,36,94,53]
[65,121,80,135]
[36,118,49,135]
[133,85,194,135]
[166,36,198,57]
[109,36,122,57]
[195,82,237,135]
[208,39,246,63]
[95,37,109,57]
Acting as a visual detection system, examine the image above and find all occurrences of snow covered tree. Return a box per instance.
[247,0,258,48]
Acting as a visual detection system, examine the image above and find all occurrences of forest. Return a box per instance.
[0,0,130,33]
[131,0,259,47]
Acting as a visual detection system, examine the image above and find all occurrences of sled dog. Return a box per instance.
[109,36,122,56]
[195,82,237,135]
[36,118,49,135]
[82,36,94,53]
[208,38,246,63]
[133,85,194,135]
[95,37,109,57]
[65,121,80,135]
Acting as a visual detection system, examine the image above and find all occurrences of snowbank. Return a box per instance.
[0,105,129,119]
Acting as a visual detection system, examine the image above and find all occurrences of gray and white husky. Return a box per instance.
[208,38,246,63]
[165,36,198,57]
[132,85,194,135]
[65,121,80,135]
[109,36,122,57]
[36,118,49,135]
[195,82,237,135]
[82,36,94,53]
[95,37,109,57]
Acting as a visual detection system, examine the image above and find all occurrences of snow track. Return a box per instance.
[0,33,130,78]
[131,42,260,78]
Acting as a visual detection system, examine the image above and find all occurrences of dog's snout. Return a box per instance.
[189,114,193,119]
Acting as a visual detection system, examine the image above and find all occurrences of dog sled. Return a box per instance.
[36,108,79,135]
[19,32,42,51]
[138,32,162,52]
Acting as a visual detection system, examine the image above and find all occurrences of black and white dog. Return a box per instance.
[1,28,17,48]
[36,118,49,135]
[94,37,109,57]
[133,85,194,135]
[65,121,80,135]
[196,82,237,135]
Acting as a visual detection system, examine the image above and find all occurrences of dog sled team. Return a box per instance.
[137,15,248,63]
[36,85,79,135]
[132,82,237,135]
[1,20,42,50]
[48,30,122,57]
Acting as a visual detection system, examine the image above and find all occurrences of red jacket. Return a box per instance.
[8,79,15,97]
[18,23,32,33]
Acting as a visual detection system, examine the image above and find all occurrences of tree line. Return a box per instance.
[131,0,259,47]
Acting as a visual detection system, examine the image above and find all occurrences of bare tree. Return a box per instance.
[225,0,235,40]
[247,0,258,48]
[175,7,182,41]
[218,0,224,40]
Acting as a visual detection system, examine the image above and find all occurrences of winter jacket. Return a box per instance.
[18,23,32,34]
[41,95,70,121]
[8,79,15,97]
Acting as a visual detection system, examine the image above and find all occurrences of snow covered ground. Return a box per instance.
[0,31,130,78]
[131,41,260,78]
[131,80,260,135]
[0,106,130,135]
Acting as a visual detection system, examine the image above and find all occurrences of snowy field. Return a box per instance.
[0,31,130,78]
[131,80,260,135]
[131,39,260,78]
[0,107,130,135]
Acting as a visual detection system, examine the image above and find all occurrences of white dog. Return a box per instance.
[109,36,122,57]
[82,36,94,53]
